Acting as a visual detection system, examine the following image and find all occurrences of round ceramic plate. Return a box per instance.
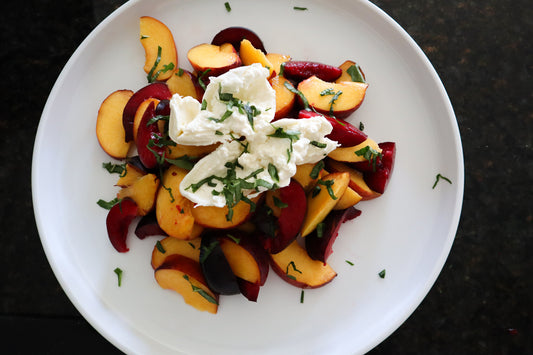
[32,0,464,354]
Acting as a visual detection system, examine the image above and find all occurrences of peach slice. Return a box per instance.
[116,173,159,216]
[192,197,258,229]
[151,236,202,270]
[297,76,368,118]
[300,172,350,237]
[96,89,134,159]
[239,39,275,78]
[218,232,269,286]
[166,143,219,160]
[270,240,337,288]
[133,98,160,142]
[187,43,242,77]
[292,163,325,192]
[140,16,178,81]
[155,254,219,313]
[333,186,362,210]
[269,75,296,119]
[327,138,382,163]
[265,53,291,76]
[155,166,196,239]
[335,60,366,83]
[326,159,381,200]
[115,162,146,187]
[165,69,204,101]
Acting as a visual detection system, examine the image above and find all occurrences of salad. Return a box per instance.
[96,16,396,313]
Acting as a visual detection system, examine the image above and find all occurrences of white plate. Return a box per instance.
[32,0,464,354]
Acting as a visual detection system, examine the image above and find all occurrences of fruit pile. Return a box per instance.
[96,16,396,313]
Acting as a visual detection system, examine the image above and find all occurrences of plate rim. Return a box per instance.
[31,0,464,354]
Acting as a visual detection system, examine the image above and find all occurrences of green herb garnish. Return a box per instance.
[378,269,386,278]
[300,290,305,303]
[316,222,325,238]
[102,162,127,177]
[294,6,308,11]
[309,160,324,179]
[273,195,288,209]
[310,140,327,148]
[286,261,302,280]
[346,260,354,266]
[355,145,382,172]
[114,267,123,286]
[359,122,365,131]
[432,173,452,189]
[346,64,366,83]
[156,240,166,253]
[97,197,121,210]
[165,155,195,171]
[268,163,279,183]
[283,81,309,110]
[146,46,175,83]
[224,2,231,12]
[197,69,211,91]
[226,234,241,244]
[317,179,337,200]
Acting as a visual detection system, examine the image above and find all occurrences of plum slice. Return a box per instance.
[282,61,342,82]
[256,179,307,254]
[237,278,260,302]
[211,26,266,53]
[305,206,361,264]
[199,233,240,295]
[106,198,138,253]
[135,212,167,239]
[298,110,367,147]
[363,142,396,194]
[135,101,166,170]
[122,82,171,142]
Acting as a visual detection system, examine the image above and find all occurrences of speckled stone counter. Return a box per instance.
[1,0,531,353]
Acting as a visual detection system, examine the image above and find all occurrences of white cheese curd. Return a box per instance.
[169,63,275,145]
[169,64,338,207]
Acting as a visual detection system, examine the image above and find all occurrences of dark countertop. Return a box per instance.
[1,0,531,354]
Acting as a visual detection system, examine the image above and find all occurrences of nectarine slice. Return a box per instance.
[140,16,178,81]
[363,142,396,194]
[325,159,381,200]
[298,110,367,147]
[218,232,269,285]
[266,53,291,76]
[96,89,134,159]
[115,162,145,187]
[165,69,204,101]
[151,236,202,270]
[239,39,275,78]
[300,172,350,237]
[133,98,160,143]
[297,76,368,118]
[333,186,362,210]
[155,166,196,239]
[335,60,366,83]
[270,240,337,288]
[327,138,382,164]
[187,43,242,77]
[192,197,257,229]
[116,173,159,216]
[155,254,219,313]
[269,75,296,119]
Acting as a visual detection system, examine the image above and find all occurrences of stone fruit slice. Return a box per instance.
[96,89,134,159]
[105,198,138,253]
[211,26,266,53]
[283,61,342,82]
[140,16,178,81]
[187,43,242,77]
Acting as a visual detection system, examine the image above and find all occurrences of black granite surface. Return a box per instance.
[1,0,531,354]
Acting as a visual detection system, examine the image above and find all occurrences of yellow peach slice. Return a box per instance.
[140,16,178,81]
